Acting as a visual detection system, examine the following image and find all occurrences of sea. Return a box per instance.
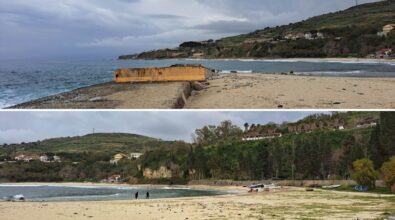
[0,184,226,202]
[0,58,395,108]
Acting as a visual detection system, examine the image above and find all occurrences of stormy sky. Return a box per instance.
[0,111,326,144]
[0,0,379,60]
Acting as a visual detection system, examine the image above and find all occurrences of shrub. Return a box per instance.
[352,158,378,189]
[381,156,395,192]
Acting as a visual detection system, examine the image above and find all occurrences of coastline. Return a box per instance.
[8,73,395,109]
[1,182,394,220]
[126,57,395,64]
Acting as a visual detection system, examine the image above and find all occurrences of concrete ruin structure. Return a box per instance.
[114,64,213,83]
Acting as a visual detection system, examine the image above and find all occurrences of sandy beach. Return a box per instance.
[187,73,395,109]
[8,82,191,109]
[7,73,395,109]
[0,184,394,220]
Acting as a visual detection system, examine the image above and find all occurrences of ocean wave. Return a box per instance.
[219,70,253,74]
[39,193,121,201]
[305,70,363,75]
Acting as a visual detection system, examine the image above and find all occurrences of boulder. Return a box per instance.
[192,81,205,91]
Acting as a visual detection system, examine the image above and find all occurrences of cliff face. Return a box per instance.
[119,1,395,59]
[143,166,173,179]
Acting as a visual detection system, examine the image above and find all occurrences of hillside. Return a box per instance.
[119,0,395,59]
[0,133,174,155]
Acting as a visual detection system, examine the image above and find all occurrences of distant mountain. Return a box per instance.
[119,0,395,59]
[1,133,177,155]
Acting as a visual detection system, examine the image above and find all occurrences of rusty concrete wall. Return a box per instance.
[115,66,211,83]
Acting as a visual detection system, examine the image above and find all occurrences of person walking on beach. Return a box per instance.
[146,192,150,199]
[135,192,138,199]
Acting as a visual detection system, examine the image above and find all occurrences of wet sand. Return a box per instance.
[187,73,395,109]
[1,185,394,220]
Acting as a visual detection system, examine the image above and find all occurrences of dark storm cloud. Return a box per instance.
[0,0,380,60]
[0,111,324,144]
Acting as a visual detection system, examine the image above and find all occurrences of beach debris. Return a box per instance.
[192,81,205,91]
[89,97,103,102]
[354,185,369,192]
[3,194,25,202]
[278,105,284,108]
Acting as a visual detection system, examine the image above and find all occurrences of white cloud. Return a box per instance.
[0,0,380,59]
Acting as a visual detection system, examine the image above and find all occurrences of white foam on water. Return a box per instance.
[305,70,364,75]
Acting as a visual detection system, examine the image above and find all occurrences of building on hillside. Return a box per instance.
[356,119,378,129]
[130,153,143,160]
[374,48,392,59]
[40,155,49,163]
[383,24,395,34]
[284,32,305,40]
[191,52,204,58]
[242,132,282,141]
[304,32,313,40]
[53,155,61,162]
[101,174,121,183]
[14,153,40,162]
[316,32,325,39]
[377,24,395,37]
[110,153,129,164]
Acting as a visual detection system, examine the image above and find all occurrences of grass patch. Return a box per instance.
[324,185,393,195]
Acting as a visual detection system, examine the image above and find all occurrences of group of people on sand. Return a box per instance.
[134,191,150,199]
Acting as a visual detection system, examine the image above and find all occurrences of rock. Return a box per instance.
[89,97,103,102]
[192,81,205,91]
[231,83,240,89]
[278,105,284,108]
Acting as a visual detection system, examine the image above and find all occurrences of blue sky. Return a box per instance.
[0,111,327,144]
[0,0,379,60]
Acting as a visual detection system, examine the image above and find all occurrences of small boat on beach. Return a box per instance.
[322,185,341,189]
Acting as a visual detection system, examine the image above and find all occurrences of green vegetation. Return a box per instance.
[0,133,175,155]
[352,158,379,189]
[381,156,395,190]
[121,1,395,59]
[0,112,393,188]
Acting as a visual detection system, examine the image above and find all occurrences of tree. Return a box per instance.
[381,156,395,191]
[193,121,242,145]
[352,158,378,189]
[379,112,395,160]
